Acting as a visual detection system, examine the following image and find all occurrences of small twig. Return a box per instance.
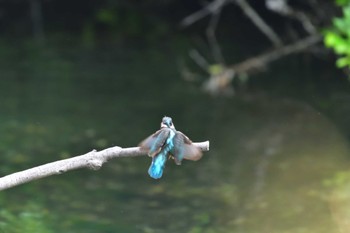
[235,0,283,47]
[189,49,210,72]
[265,0,317,35]
[294,11,317,35]
[207,7,226,64]
[0,141,210,191]
[180,0,228,27]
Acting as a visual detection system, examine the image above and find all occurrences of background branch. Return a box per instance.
[180,0,228,27]
[0,141,210,191]
[265,0,317,35]
[235,0,283,47]
[230,34,322,74]
[189,49,210,72]
[207,7,225,64]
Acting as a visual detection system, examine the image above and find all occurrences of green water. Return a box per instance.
[0,40,350,233]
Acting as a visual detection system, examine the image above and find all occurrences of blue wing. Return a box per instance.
[139,128,171,157]
[171,131,202,165]
[148,152,167,179]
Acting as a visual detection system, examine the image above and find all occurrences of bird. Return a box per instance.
[139,116,202,179]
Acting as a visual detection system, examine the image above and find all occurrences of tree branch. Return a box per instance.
[180,0,228,27]
[202,34,321,95]
[189,49,210,72]
[265,0,317,35]
[207,6,226,64]
[0,141,210,191]
[234,0,283,47]
[230,34,322,74]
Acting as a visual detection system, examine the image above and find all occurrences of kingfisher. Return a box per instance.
[139,116,202,179]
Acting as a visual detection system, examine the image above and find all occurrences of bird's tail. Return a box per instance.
[148,152,167,179]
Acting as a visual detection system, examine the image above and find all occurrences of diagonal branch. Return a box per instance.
[180,0,228,27]
[230,34,322,73]
[207,6,226,64]
[189,49,210,72]
[202,34,322,95]
[235,0,283,47]
[0,141,210,191]
[265,0,317,35]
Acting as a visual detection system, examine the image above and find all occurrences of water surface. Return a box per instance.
[0,41,349,233]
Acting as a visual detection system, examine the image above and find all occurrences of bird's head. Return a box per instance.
[161,116,175,129]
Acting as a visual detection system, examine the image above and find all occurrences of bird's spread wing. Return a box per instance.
[171,133,185,164]
[139,128,171,157]
[171,131,202,164]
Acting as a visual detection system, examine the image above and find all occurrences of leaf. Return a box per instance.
[334,18,347,32]
[96,8,117,25]
[334,42,349,54]
[324,31,340,47]
[336,0,350,6]
[344,5,350,19]
[208,64,224,76]
[336,56,350,68]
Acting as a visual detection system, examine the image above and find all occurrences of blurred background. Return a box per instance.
[1,0,350,232]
